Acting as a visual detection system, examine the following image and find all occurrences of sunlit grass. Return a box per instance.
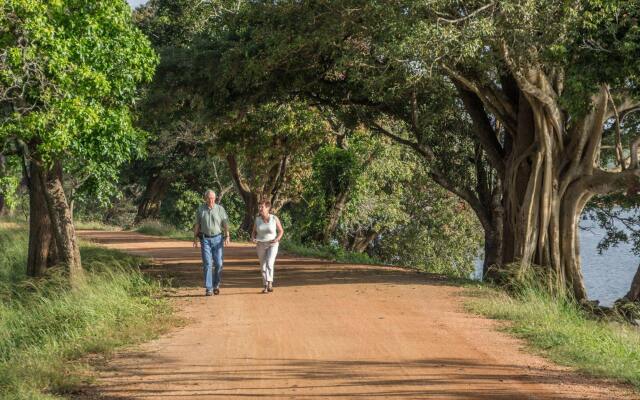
[135,219,193,241]
[74,219,121,231]
[280,239,381,265]
[0,223,176,399]
[466,280,640,390]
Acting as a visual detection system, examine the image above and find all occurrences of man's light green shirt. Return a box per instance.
[195,204,229,236]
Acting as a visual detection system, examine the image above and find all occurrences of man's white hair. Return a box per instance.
[204,189,216,197]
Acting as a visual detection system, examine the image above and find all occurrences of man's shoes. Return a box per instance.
[262,287,268,294]
[205,290,213,296]
[213,288,220,295]
[267,283,273,293]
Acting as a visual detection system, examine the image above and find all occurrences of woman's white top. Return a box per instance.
[255,214,278,242]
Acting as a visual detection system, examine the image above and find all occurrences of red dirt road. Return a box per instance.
[79,230,636,399]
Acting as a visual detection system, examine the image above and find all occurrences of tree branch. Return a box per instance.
[499,41,564,138]
[631,136,640,169]
[455,83,506,178]
[369,122,435,160]
[369,122,493,230]
[605,85,626,170]
[585,168,640,195]
[225,154,252,201]
[436,2,495,24]
[442,64,518,134]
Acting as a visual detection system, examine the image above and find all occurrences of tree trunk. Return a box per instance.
[483,228,502,279]
[347,229,378,253]
[47,233,59,267]
[624,263,640,302]
[241,192,259,233]
[39,160,83,285]
[321,189,350,243]
[26,161,53,277]
[134,174,170,223]
[0,154,6,216]
[498,85,611,302]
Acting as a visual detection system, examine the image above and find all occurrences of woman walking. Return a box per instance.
[251,200,284,293]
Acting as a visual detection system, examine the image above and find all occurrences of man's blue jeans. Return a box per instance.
[200,235,223,291]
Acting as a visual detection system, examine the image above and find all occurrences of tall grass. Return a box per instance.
[0,224,174,399]
[135,219,250,241]
[73,219,121,231]
[135,219,192,241]
[280,239,380,265]
[466,265,640,389]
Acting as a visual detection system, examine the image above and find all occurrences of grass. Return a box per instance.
[135,220,194,241]
[279,239,380,265]
[0,223,175,399]
[73,219,121,231]
[465,278,640,390]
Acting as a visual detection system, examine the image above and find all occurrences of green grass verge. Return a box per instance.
[0,223,176,399]
[73,219,121,231]
[465,283,640,390]
[135,220,194,241]
[280,239,381,265]
[135,219,250,242]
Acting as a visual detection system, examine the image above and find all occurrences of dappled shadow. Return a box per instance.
[80,230,448,291]
[73,230,634,400]
[140,259,443,290]
[77,356,607,399]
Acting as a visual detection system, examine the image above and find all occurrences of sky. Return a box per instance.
[127,0,147,8]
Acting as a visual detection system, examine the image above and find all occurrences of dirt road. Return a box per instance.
[79,230,636,399]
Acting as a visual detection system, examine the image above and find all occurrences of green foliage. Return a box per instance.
[563,0,640,113]
[313,146,360,198]
[218,101,330,202]
[0,0,157,201]
[375,179,482,278]
[0,155,26,216]
[286,130,482,277]
[0,222,174,399]
[161,183,201,231]
[0,175,19,210]
[298,143,363,239]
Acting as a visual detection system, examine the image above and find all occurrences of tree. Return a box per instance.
[130,0,244,225]
[218,102,330,232]
[207,0,640,301]
[0,0,157,281]
[191,1,504,277]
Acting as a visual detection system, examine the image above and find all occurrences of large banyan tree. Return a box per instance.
[210,0,640,301]
[412,0,640,301]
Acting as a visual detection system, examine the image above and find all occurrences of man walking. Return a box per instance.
[193,189,230,296]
